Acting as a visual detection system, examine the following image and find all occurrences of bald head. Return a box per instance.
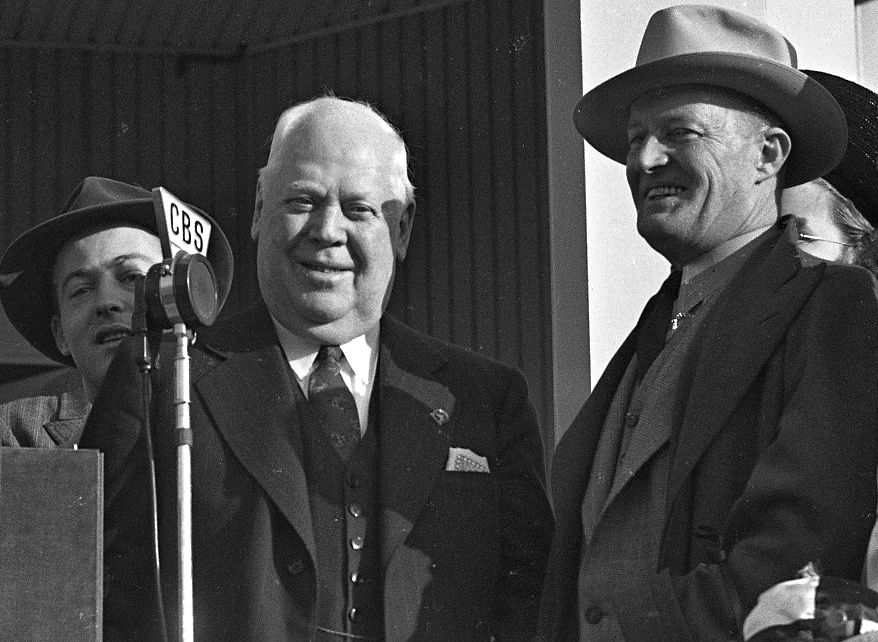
[263,97,414,202]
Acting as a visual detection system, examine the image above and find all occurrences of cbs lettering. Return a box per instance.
[169,203,205,253]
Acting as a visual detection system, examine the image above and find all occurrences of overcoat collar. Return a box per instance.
[666,222,824,500]
[553,223,824,521]
[193,305,454,572]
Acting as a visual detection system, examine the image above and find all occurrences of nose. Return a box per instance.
[307,203,347,245]
[628,135,669,174]
[94,278,129,318]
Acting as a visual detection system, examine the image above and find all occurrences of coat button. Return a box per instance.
[625,413,639,428]
[348,503,363,518]
[348,608,358,621]
[350,536,364,550]
[584,605,604,624]
[286,559,305,576]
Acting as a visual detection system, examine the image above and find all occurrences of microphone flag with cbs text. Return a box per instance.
[141,187,226,331]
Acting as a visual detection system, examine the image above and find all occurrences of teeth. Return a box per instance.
[305,264,344,273]
[100,331,129,344]
[647,186,684,199]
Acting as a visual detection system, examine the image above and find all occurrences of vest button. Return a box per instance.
[348,503,363,518]
[584,605,604,624]
[351,572,360,584]
[348,608,358,621]
[625,413,639,427]
[350,536,364,550]
[286,559,305,576]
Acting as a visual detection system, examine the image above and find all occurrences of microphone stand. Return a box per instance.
[173,321,195,642]
[143,248,220,642]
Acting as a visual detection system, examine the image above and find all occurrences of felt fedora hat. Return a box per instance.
[804,70,878,226]
[575,4,848,187]
[0,176,234,365]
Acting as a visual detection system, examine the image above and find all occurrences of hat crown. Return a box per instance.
[636,4,797,69]
[61,176,151,215]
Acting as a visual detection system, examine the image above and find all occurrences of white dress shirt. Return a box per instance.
[270,318,379,436]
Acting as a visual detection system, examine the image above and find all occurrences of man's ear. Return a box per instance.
[394,201,416,262]
[50,314,71,358]
[251,174,265,242]
[757,126,792,183]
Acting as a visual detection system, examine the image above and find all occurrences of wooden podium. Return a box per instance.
[0,447,103,640]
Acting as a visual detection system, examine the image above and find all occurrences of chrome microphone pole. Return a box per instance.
[146,250,219,642]
[148,186,226,642]
[173,321,194,642]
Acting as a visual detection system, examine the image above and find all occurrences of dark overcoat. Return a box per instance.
[538,225,878,640]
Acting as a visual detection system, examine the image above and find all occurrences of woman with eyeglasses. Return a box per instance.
[782,176,875,266]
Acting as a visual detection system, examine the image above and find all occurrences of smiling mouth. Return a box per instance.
[645,186,685,200]
[298,260,351,274]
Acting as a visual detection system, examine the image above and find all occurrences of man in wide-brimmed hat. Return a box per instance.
[538,5,878,640]
[0,176,232,447]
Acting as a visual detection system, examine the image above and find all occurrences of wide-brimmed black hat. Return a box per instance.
[804,70,878,226]
[575,4,848,187]
[0,176,234,365]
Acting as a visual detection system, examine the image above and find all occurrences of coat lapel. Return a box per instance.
[376,316,455,570]
[44,390,91,447]
[195,308,316,563]
[668,225,825,502]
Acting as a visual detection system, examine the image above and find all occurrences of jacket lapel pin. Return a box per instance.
[429,408,450,426]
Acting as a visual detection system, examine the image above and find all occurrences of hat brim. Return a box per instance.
[575,52,848,187]
[0,198,234,365]
[804,70,878,226]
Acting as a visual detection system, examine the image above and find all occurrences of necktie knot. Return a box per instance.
[316,345,344,374]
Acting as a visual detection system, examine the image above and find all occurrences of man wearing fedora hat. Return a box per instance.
[538,5,878,641]
[0,176,233,448]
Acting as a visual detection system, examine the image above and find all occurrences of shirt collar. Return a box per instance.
[270,317,379,388]
[674,228,768,316]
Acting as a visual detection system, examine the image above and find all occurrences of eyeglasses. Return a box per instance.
[797,233,855,248]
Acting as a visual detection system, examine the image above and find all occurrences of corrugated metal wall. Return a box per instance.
[0,0,554,441]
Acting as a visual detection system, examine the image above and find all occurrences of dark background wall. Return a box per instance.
[0,0,555,443]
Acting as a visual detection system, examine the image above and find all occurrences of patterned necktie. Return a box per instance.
[309,345,361,462]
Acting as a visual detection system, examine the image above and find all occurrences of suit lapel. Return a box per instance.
[44,391,90,447]
[195,309,316,563]
[376,317,454,570]
[668,225,825,502]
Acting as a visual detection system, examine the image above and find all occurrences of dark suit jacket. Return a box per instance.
[538,224,878,640]
[81,305,553,641]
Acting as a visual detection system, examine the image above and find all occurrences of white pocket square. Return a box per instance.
[445,447,490,473]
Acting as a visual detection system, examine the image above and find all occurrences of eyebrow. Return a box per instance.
[56,253,156,293]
